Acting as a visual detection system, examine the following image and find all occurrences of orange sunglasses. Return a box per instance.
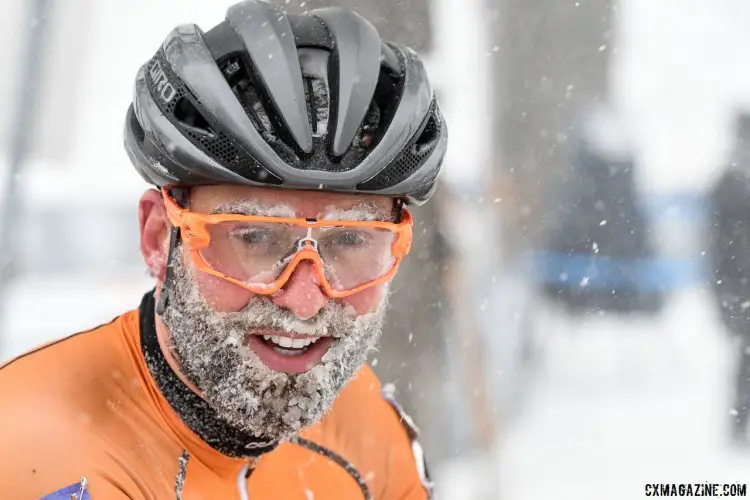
[161,187,413,298]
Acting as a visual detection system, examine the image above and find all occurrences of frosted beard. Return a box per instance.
[160,246,388,441]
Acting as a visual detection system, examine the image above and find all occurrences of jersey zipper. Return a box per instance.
[237,457,259,500]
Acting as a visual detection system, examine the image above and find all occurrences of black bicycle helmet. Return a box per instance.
[124,0,447,205]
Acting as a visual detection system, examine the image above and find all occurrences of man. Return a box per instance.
[0,1,447,498]
[709,112,750,447]
[540,105,662,315]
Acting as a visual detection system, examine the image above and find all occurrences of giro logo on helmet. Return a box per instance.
[149,60,177,104]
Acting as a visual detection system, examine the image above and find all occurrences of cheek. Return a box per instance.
[340,283,388,317]
[186,253,255,312]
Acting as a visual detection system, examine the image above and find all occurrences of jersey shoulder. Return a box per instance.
[0,312,151,498]
[0,313,133,403]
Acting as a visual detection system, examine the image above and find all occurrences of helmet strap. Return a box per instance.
[156,187,189,316]
[393,198,404,223]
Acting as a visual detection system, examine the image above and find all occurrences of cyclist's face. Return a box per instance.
[144,184,397,437]
[185,184,396,318]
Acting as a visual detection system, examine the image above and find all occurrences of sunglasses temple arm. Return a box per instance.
[157,187,189,316]
[156,226,181,316]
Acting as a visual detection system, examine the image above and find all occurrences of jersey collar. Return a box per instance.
[136,291,280,461]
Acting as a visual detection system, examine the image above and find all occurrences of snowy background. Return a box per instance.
[1,0,750,498]
[487,1,750,498]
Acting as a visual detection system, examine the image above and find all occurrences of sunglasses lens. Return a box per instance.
[198,221,304,285]
[196,221,400,292]
[316,226,397,290]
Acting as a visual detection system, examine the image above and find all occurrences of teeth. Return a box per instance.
[262,335,320,349]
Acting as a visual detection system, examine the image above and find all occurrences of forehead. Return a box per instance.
[188,184,394,218]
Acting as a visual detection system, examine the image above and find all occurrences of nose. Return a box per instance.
[271,260,329,321]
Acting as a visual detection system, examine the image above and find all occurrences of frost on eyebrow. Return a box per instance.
[211,201,297,218]
[320,203,392,222]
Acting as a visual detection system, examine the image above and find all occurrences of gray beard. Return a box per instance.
[160,247,387,441]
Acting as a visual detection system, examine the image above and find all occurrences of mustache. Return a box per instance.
[217,296,349,339]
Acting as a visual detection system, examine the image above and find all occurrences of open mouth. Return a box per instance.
[262,334,322,353]
[245,330,335,375]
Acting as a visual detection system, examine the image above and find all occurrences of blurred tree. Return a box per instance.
[490,0,615,250]
[0,0,91,163]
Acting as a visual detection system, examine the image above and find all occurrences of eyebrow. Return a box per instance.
[210,201,297,218]
[210,200,395,221]
[319,203,393,222]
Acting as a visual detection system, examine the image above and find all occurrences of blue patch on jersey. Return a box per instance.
[39,478,91,499]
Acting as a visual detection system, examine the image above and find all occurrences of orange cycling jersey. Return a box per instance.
[0,292,432,499]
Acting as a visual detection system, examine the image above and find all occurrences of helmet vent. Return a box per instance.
[357,98,440,191]
[219,54,276,137]
[174,96,213,135]
[413,110,439,154]
[311,78,330,138]
[353,101,381,150]
[129,107,146,144]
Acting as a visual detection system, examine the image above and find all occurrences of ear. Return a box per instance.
[139,189,170,282]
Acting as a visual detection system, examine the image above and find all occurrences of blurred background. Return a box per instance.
[2,0,750,498]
